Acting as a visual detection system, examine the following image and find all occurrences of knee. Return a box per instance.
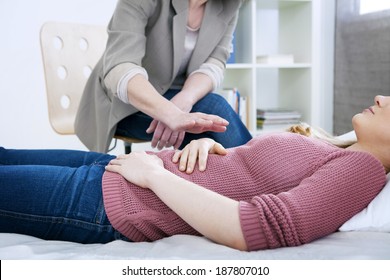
[195,93,234,114]
[205,93,229,105]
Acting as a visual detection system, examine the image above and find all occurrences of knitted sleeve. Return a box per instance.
[239,150,387,251]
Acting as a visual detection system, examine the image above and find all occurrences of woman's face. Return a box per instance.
[352,95,390,145]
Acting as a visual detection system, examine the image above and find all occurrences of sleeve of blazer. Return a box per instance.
[103,0,157,95]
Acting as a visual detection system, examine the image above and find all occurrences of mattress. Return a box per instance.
[1,231,389,260]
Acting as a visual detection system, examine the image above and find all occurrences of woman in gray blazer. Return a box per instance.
[75,0,252,153]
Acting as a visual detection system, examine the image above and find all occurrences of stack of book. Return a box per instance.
[257,108,301,131]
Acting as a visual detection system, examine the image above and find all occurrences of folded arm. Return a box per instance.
[105,140,247,250]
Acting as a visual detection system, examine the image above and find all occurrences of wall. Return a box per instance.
[334,0,390,134]
[0,0,131,154]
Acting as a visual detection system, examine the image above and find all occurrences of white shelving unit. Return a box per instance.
[222,0,335,134]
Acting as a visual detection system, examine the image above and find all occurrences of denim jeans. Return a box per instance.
[0,147,129,243]
[116,90,253,149]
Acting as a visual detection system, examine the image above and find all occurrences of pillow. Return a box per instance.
[339,173,390,232]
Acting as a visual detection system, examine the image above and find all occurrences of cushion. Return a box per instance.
[337,130,390,233]
[339,174,390,232]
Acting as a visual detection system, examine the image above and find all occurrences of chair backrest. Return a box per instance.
[40,21,107,134]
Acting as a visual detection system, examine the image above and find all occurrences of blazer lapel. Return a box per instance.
[172,0,188,78]
[189,0,226,71]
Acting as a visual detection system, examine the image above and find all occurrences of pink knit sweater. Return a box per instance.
[102,133,386,251]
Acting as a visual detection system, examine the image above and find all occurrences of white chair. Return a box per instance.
[40,21,146,153]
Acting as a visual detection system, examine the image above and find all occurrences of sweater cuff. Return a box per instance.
[104,62,141,96]
[239,201,268,251]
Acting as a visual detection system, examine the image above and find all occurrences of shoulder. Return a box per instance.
[218,0,243,17]
[221,0,245,10]
[117,0,161,15]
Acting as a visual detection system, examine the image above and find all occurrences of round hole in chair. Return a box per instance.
[79,37,89,51]
[52,36,63,50]
[57,66,67,80]
[83,66,92,78]
[60,95,71,109]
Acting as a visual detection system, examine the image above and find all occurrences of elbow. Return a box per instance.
[226,236,248,251]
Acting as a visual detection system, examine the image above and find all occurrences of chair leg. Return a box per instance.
[124,142,132,154]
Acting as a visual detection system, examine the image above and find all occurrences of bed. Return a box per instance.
[0,231,389,260]
[1,132,390,260]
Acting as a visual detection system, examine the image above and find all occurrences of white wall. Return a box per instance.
[0,0,133,154]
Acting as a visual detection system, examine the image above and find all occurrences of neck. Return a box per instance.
[189,0,207,9]
[188,0,207,30]
[347,142,390,173]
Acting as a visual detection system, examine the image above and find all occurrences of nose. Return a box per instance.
[374,95,389,107]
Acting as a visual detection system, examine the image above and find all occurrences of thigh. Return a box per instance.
[186,93,252,148]
[0,162,122,243]
[0,147,114,167]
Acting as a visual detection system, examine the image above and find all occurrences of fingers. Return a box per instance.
[105,164,120,172]
[197,145,209,171]
[173,139,210,174]
[173,131,185,150]
[146,119,158,134]
[151,122,165,149]
[151,121,186,150]
[211,143,228,155]
[182,113,229,134]
[180,146,199,174]
[157,128,173,150]
[172,150,182,163]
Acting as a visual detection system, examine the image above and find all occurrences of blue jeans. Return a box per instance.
[0,147,129,243]
[116,90,253,149]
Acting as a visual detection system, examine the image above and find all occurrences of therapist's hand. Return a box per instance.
[146,112,229,150]
[147,120,185,150]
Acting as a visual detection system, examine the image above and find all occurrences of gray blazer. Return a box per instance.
[75,0,243,152]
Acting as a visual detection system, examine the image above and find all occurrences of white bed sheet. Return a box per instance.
[1,231,389,260]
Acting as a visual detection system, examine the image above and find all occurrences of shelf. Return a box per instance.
[256,0,311,10]
[255,63,311,68]
[222,0,332,133]
[226,63,253,69]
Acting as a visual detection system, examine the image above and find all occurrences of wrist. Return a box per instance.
[171,91,196,112]
[147,168,172,191]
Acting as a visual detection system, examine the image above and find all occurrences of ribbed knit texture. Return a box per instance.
[102,133,386,251]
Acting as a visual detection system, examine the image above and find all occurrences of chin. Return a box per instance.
[351,113,360,127]
[351,114,362,135]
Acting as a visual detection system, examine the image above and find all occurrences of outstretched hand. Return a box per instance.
[146,111,229,150]
[146,112,229,149]
[146,120,186,150]
[173,112,229,134]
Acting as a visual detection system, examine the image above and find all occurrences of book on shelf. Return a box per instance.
[256,108,301,130]
[216,87,248,127]
[256,54,294,65]
[256,108,301,120]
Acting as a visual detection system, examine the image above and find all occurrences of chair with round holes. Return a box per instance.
[39,21,146,153]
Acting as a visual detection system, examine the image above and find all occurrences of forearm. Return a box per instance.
[147,169,247,250]
[126,74,183,124]
[172,72,214,112]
